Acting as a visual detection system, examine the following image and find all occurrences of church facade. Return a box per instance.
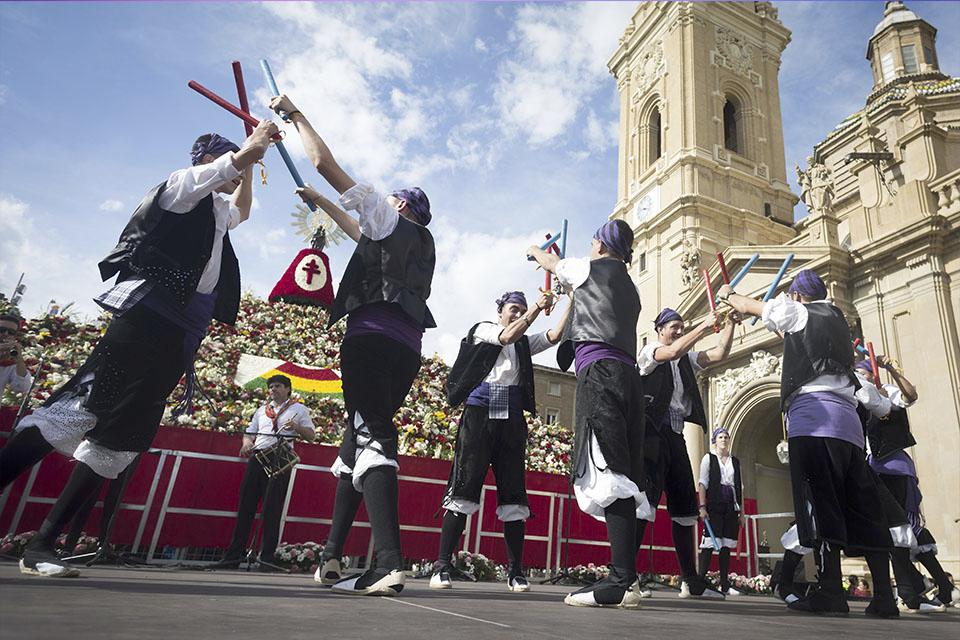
[608,1,959,573]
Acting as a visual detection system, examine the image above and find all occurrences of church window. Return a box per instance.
[923,46,935,66]
[901,45,918,74]
[637,251,647,273]
[881,52,895,83]
[649,106,662,165]
[723,98,740,154]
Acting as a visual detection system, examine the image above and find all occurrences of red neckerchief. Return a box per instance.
[264,398,297,433]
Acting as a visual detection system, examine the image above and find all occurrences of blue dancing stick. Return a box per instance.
[559,218,568,258]
[855,343,869,355]
[528,220,568,260]
[259,59,316,212]
[750,253,795,325]
[703,517,721,552]
[729,252,760,288]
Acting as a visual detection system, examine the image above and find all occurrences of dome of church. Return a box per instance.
[873,1,921,38]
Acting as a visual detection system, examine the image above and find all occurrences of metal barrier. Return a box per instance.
[743,511,794,577]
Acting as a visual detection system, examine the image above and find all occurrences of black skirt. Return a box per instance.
[46,304,190,452]
[572,358,646,490]
[789,436,892,551]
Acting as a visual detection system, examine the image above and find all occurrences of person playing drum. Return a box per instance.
[214,374,316,570]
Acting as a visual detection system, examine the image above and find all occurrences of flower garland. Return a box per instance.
[1,294,574,474]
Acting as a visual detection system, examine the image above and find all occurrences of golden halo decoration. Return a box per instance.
[291,204,347,246]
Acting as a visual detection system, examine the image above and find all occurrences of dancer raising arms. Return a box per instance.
[528,219,646,609]
[433,289,569,592]
[269,94,435,596]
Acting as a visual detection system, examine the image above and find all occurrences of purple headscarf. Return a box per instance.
[711,427,729,443]
[593,220,633,263]
[190,133,240,166]
[654,307,682,329]
[496,291,527,312]
[855,360,873,375]
[392,187,432,226]
[788,269,827,301]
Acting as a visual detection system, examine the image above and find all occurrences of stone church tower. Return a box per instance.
[608,1,959,575]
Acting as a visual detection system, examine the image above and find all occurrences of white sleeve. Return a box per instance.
[855,381,892,418]
[688,351,704,374]
[226,203,242,230]
[636,342,662,376]
[6,368,32,394]
[338,183,399,241]
[527,331,553,355]
[294,405,315,431]
[159,152,240,214]
[761,293,809,334]
[471,322,504,346]
[883,384,911,409]
[246,409,261,436]
[698,454,711,489]
[554,257,591,291]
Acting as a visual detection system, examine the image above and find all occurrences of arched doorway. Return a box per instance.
[719,379,794,568]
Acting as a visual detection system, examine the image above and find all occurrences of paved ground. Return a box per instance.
[0,562,957,639]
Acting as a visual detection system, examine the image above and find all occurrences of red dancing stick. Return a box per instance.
[188,80,282,140]
[866,341,881,388]
[716,253,730,284]
[703,268,719,333]
[232,61,254,137]
[853,338,861,349]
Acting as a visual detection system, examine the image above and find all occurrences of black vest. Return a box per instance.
[857,403,917,461]
[445,322,537,414]
[780,302,857,408]
[98,182,241,325]
[642,352,708,432]
[706,453,742,511]
[557,258,640,372]
[329,216,436,329]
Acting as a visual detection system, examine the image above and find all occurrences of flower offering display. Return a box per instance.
[2,294,573,474]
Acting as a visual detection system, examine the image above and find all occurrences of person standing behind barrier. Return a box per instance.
[0,311,33,398]
[214,375,315,571]
[431,289,568,593]
[269,93,436,597]
[696,427,743,596]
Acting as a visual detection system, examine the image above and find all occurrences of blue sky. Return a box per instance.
[1,1,957,364]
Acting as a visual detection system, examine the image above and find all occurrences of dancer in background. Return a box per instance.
[432,289,568,592]
[696,427,743,596]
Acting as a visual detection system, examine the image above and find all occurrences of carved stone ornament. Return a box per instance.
[631,42,665,97]
[679,239,701,288]
[711,351,782,422]
[712,26,762,86]
[796,156,835,215]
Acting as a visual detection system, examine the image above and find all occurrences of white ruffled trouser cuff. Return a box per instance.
[573,433,653,522]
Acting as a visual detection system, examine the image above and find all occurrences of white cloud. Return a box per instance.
[98,198,124,212]
[584,108,618,153]
[474,37,487,53]
[493,2,635,145]
[0,84,7,106]
[0,194,103,319]
[422,217,567,365]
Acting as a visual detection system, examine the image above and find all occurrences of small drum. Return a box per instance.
[254,442,300,478]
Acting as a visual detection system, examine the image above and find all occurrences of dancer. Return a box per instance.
[696,427,743,596]
[215,374,315,571]
[857,357,954,609]
[635,307,738,599]
[270,94,435,596]
[528,219,646,609]
[431,289,569,592]
[719,270,899,617]
[1,120,279,576]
